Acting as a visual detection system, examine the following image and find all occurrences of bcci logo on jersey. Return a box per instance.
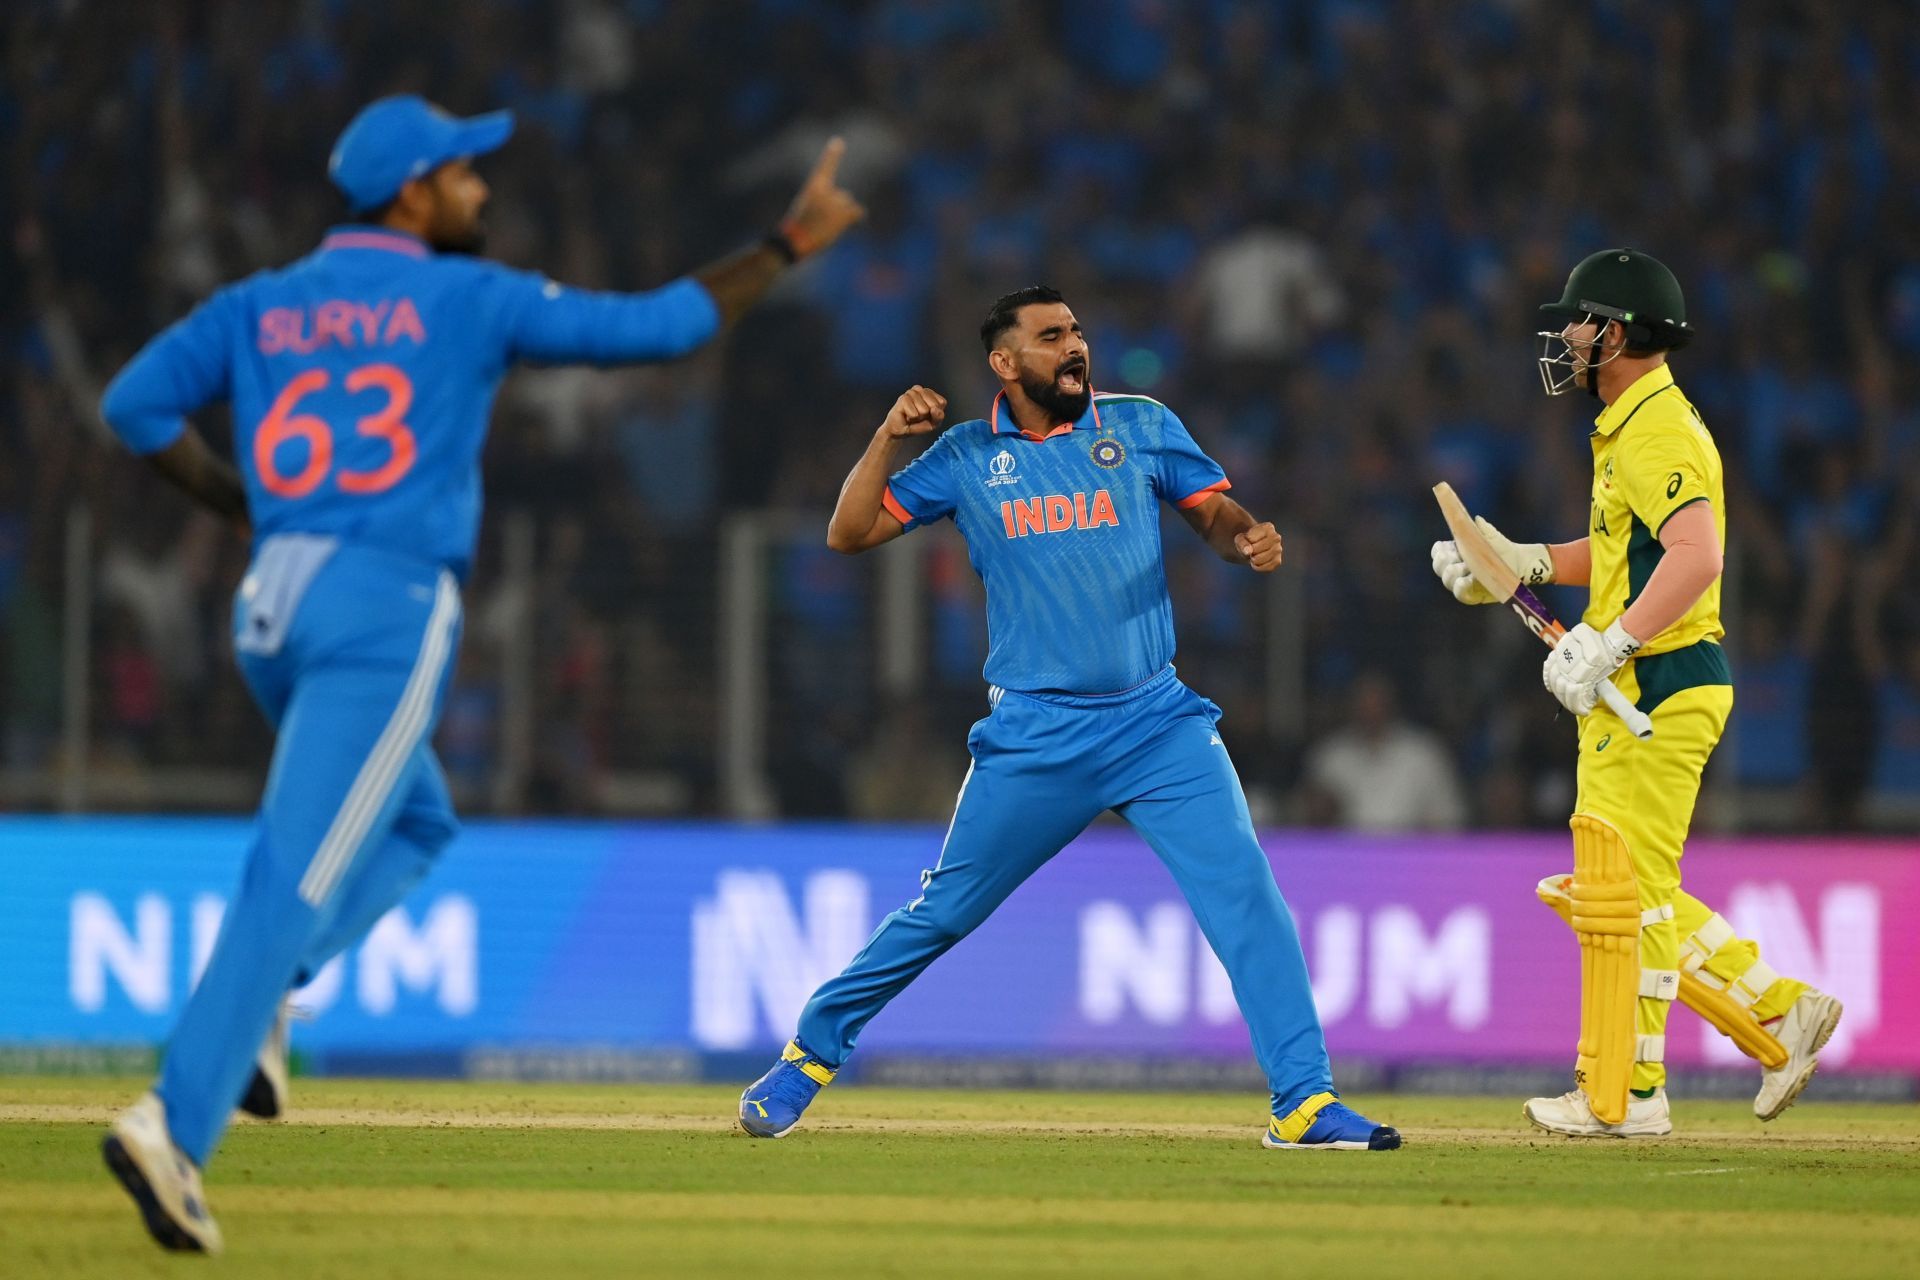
[986,449,1020,488]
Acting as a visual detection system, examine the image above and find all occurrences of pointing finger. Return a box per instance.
[810,136,847,188]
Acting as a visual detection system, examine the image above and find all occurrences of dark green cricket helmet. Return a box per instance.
[1540,248,1694,349]
[1537,249,1694,396]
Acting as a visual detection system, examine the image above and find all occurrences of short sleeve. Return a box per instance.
[1153,405,1231,509]
[1618,418,1714,534]
[883,430,960,531]
[100,289,236,455]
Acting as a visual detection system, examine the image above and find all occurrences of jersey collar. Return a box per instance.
[1592,364,1675,437]
[990,388,1104,441]
[318,225,432,259]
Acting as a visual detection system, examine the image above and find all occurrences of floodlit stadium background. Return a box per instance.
[1,1,1914,1093]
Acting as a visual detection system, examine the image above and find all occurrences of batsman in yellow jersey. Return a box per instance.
[1431,249,1843,1137]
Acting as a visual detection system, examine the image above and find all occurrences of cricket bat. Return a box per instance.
[1433,482,1654,740]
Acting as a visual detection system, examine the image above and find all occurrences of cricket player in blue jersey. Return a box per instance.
[95,95,863,1253]
[739,286,1400,1153]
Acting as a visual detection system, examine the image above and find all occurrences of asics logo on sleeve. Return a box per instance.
[999,490,1120,539]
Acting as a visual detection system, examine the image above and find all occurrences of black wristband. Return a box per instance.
[763,228,800,264]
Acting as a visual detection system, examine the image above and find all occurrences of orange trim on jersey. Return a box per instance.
[1024,423,1074,441]
[881,486,914,525]
[1175,478,1232,509]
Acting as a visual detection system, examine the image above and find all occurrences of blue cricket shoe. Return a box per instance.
[1263,1092,1401,1151]
[739,1040,837,1138]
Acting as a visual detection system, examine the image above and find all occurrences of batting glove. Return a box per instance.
[1431,517,1552,605]
[1543,619,1642,716]
[1430,539,1496,604]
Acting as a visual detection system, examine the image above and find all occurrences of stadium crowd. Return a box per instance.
[3,0,1916,829]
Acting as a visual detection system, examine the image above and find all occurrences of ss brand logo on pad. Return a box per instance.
[986,450,1020,488]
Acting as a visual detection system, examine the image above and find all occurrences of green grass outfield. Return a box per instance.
[2,1076,1917,1278]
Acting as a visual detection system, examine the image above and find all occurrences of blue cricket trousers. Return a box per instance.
[796,666,1335,1115]
[157,537,463,1164]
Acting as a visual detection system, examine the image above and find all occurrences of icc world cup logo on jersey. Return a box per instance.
[986,449,1020,488]
[1090,437,1125,468]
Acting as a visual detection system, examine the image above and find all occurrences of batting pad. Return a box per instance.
[1680,916,1791,1069]
[1569,815,1641,1125]
[1537,879,1788,1070]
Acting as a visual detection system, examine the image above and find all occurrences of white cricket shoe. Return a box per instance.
[101,1093,224,1254]
[1755,990,1844,1121]
[1523,1086,1671,1138]
[239,997,292,1120]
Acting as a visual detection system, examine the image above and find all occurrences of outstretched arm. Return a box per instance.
[505,138,865,364]
[826,385,946,554]
[1179,492,1282,571]
[695,138,865,325]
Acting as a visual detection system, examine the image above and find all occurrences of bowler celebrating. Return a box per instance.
[96,95,862,1252]
[739,286,1399,1152]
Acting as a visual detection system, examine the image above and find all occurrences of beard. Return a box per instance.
[430,211,488,256]
[1019,359,1092,423]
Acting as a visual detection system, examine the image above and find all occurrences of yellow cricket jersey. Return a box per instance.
[1584,364,1726,658]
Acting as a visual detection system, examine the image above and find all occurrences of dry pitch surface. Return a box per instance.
[2,1076,1917,1278]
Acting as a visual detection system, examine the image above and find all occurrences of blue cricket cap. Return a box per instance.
[328,95,515,212]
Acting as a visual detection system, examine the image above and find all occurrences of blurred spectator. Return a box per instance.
[1301,673,1465,832]
[1799,529,1879,829]
[1728,610,1810,793]
[612,362,722,536]
[96,605,163,757]
[1,0,1913,828]
[1860,494,1920,816]
[1191,209,1346,368]
[846,698,966,820]
[1869,640,1920,808]
[806,182,940,389]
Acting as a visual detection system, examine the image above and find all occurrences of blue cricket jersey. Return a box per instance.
[883,390,1231,694]
[100,226,721,580]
